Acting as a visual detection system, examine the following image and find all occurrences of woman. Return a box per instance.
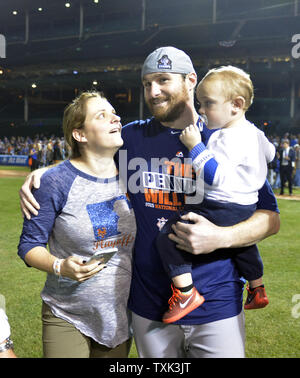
[18,91,136,358]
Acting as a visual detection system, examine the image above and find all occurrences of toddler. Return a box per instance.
[157,66,275,323]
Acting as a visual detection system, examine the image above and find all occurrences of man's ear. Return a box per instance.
[231,96,245,114]
[72,128,87,143]
[187,72,198,91]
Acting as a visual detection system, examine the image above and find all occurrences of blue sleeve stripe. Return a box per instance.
[204,158,218,185]
[189,142,206,161]
[189,142,218,185]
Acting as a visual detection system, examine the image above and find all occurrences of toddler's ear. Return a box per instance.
[232,96,245,113]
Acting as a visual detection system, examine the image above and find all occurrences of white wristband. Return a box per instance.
[53,259,62,276]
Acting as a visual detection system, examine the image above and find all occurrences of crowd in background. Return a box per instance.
[0,131,300,189]
[0,134,70,171]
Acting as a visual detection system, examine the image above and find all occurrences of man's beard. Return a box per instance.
[146,88,188,123]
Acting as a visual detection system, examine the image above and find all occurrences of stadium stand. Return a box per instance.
[0,0,300,137]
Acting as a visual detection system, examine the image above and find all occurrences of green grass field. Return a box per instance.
[0,166,299,358]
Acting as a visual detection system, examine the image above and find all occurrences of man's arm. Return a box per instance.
[168,209,280,254]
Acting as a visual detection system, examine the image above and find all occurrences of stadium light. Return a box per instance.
[12,10,18,15]
[65,2,71,8]
[93,81,98,85]
[31,83,37,88]
[38,8,43,12]
[94,0,99,3]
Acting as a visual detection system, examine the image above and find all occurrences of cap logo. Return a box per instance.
[157,55,172,70]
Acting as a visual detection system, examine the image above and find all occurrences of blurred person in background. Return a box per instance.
[278,139,295,195]
[28,143,38,171]
[53,138,63,163]
[293,143,300,187]
[46,142,54,166]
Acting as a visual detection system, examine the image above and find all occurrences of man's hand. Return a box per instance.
[168,212,226,254]
[168,210,280,255]
[19,167,47,219]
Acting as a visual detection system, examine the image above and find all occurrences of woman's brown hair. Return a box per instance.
[62,91,104,158]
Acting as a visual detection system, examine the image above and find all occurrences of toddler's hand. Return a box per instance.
[180,125,202,151]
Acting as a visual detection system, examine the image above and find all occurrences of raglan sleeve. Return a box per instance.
[17,171,66,263]
[189,140,249,190]
[190,127,271,194]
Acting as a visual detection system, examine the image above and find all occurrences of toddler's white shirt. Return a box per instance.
[191,119,275,205]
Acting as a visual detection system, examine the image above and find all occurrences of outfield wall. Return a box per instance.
[0,155,29,166]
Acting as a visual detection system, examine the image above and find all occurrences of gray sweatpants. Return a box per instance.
[132,311,245,358]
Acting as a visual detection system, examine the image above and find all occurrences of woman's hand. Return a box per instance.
[60,256,106,282]
[24,248,106,282]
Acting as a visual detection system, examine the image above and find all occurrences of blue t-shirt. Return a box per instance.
[119,117,279,324]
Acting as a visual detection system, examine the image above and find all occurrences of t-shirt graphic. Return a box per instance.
[86,195,129,241]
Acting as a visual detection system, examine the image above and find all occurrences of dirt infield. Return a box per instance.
[276,194,300,200]
[0,169,29,177]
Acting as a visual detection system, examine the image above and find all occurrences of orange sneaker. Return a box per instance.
[244,286,269,310]
[162,284,205,324]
